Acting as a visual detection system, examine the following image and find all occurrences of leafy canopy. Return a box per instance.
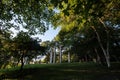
[0,0,54,34]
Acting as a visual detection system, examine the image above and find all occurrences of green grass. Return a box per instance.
[0,62,120,80]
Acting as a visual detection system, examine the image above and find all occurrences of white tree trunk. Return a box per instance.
[59,46,62,63]
[91,26,110,68]
[53,47,56,63]
[68,52,71,63]
[49,48,53,63]
[98,18,111,67]
[106,31,110,67]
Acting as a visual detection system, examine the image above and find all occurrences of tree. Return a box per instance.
[42,40,64,64]
[12,31,45,70]
[55,31,75,63]
[0,28,12,69]
[59,43,63,63]
[0,0,54,34]
[0,0,54,68]
[41,41,52,63]
[50,0,120,67]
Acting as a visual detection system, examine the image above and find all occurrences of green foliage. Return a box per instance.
[0,0,54,34]
[0,30,12,69]
[51,0,120,30]
[0,0,120,69]
[50,0,120,65]
[12,31,45,58]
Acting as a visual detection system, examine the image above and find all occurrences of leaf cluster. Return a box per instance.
[0,0,54,34]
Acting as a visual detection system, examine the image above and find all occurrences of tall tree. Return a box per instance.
[50,0,120,67]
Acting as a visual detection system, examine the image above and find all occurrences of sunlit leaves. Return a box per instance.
[51,0,120,32]
[51,0,120,61]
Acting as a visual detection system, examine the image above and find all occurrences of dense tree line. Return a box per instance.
[49,0,120,67]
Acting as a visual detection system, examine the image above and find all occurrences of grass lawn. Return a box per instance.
[0,62,120,80]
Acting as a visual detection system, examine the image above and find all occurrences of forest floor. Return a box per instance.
[0,62,120,80]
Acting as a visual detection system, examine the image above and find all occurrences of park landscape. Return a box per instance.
[0,0,120,80]
[0,63,120,80]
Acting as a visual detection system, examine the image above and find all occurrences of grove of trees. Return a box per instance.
[49,0,120,68]
[0,0,120,69]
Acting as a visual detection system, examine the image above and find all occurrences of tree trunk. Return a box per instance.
[91,26,110,68]
[94,48,101,64]
[49,48,53,63]
[99,18,111,67]
[106,31,110,67]
[68,52,71,63]
[20,53,24,71]
[53,47,56,63]
[59,46,62,63]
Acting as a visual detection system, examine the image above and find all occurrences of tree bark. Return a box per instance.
[68,52,71,63]
[20,53,24,71]
[99,18,110,67]
[59,46,62,63]
[91,26,110,68]
[106,31,110,67]
[94,48,101,64]
[49,48,53,63]
[53,47,56,63]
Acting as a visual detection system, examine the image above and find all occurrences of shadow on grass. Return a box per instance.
[0,63,120,80]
